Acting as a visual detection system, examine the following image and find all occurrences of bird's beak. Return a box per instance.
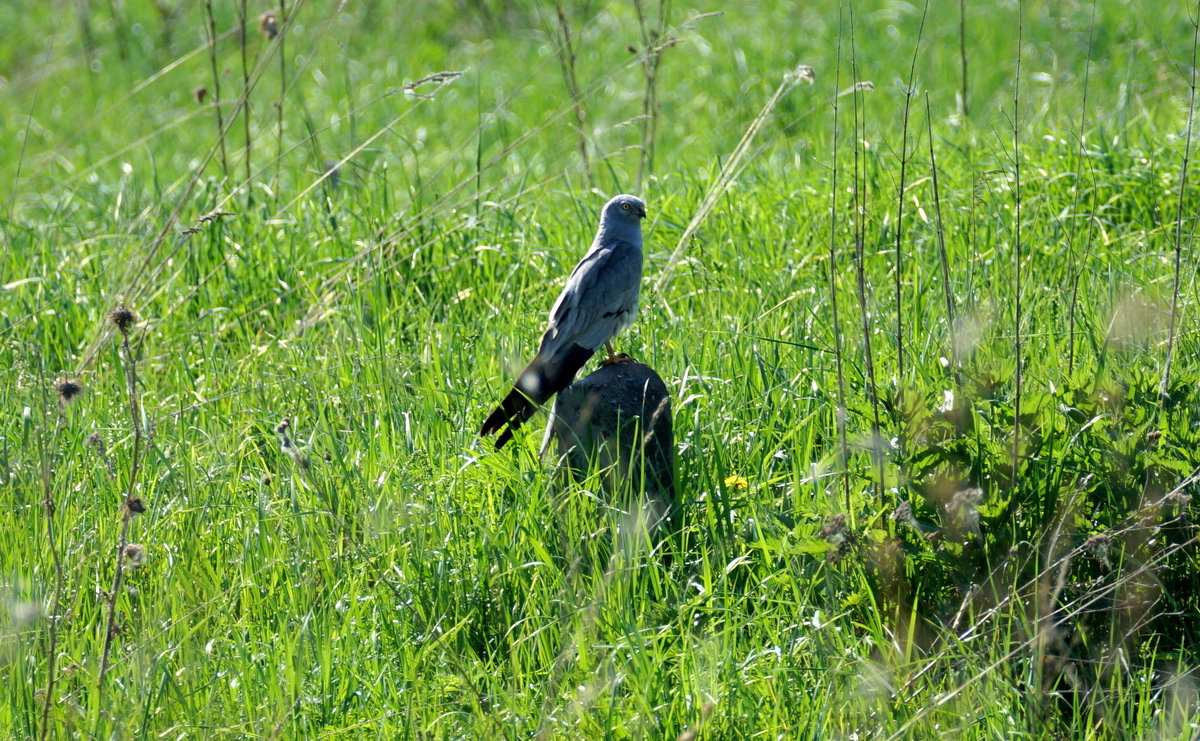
[636,206,647,219]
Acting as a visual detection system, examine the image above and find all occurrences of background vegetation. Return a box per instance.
[3,0,1200,737]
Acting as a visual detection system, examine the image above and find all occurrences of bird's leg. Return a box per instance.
[599,341,636,366]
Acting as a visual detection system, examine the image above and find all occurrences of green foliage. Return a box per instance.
[2,0,1200,738]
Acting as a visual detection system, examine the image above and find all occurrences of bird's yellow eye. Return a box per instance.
[621,203,631,210]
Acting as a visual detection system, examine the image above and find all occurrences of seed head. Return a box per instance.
[818,513,849,544]
[289,448,310,470]
[788,65,816,85]
[946,487,984,539]
[1084,533,1113,570]
[109,305,137,334]
[818,514,856,563]
[123,543,147,567]
[55,379,83,403]
[258,12,279,39]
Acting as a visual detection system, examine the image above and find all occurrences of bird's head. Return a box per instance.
[602,194,647,224]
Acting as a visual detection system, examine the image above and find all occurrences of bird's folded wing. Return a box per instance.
[541,240,642,355]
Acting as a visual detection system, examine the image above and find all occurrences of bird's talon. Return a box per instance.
[600,353,636,367]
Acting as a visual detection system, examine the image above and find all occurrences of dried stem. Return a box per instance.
[926,93,959,392]
[275,1,288,195]
[1160,0,1200,406]
[849,5,883,498]
[958,0,968,118]
[1011,1,1024,484]
[828,8,850,510]
[634,0,670,191]
[238,0,254,204]
[891,0,929,448]
[96,314,144,703]
[552,3,593,185]
[38,375,65,741]
[204,0,229,178]
[1066,0,1099,373]
[655,64,813,293]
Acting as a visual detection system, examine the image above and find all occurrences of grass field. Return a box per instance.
[4,0,1200,738]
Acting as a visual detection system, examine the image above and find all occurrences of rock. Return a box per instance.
[542,360,674,532]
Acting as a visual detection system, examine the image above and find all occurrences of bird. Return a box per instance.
[481,193,647,449]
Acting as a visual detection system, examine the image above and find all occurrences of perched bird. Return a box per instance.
[481,193,647,449]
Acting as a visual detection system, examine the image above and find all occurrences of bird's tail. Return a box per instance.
[480,343,594,448]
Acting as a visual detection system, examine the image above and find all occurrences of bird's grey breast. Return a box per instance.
[547,236,641,349]
[600,237,642,293]
[591,236,642,334]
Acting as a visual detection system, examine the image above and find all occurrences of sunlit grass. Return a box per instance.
[3,0,1200,738]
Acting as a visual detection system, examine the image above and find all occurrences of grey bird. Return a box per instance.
[481,194,647,449]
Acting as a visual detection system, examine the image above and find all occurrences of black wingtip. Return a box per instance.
[480,343,596,450]
[480,385,538,448]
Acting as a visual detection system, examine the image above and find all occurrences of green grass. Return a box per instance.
[4,0,1200,738]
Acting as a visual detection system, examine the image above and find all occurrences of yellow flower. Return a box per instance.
[724,475,749,490]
